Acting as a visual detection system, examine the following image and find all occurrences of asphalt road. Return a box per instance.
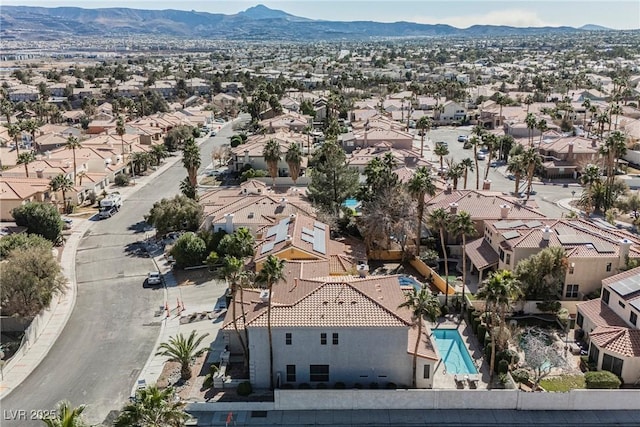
[1,119,240,426]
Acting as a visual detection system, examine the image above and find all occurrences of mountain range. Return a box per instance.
[0,4,613,42]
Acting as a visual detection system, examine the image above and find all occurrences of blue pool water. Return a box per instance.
[433,329,478,375]
[343,198,360,209]
[398,275,423,290]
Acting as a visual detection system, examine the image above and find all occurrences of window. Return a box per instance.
[423,365,430,379]
[619,301,626,309]
[565,284,579,299]
[309,365,329,382]
[320,333,327,345]
[630,311,638,327]
[602,353,623,377]
[606,263,612,272]
[576,312,584,328]
[332,333,339,345]
[505,254,511,265]
[602,288,610,304]
[499,249,505,262]
[285,333,292,345]
[286,365,296,382]
[588,343,599,365]
[569,263,574,274]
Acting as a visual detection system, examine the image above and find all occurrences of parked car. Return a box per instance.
[147,271,162,286]
[476,153,486,160]
[62,218,73,229]
[457,135,468,142]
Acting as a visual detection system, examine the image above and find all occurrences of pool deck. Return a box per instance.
[430,314,490,390]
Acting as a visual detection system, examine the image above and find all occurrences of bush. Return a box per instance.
[498,359,509,375]
[440,305,449,316]
[585,371,621,389]
[298,383,311,389]
[114,173,130,186]
[477,324,487,345]
[203,374,213,389]
[237,381,253,396]
[369,382,379,389]
[385,382,397,389]
[511,369,529,384]
[12,202,63,243]
[484,342,493,360]
[498,373,509,385]
[497,349,520,367]
[316,382,327,389]
[334,382,346,389]
[170,232,208,268]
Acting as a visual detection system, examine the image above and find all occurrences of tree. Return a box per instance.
[49,174,75,214]
[434,141,449,171]
[515,246,567,300]
[470,125,485,190]
[155,330,210,380]
[416,116,432,158]
[179,177,197,200]
[0,245,66,318]
[507,154,527,196]
[12,201,63,243]
[522,147,541,201]
[150,143,168,166]
[21,118,40,152]
[407,167,437,255]
[398,287,440,388]
[256,255,286,390]
[221,256,249,369]
[0,232,51,260]
[144,195,203,237]
[285,143,302,184]
[460,157,474,190]
[164,125,194,151]
[42,401,87,427]
[6,122,22,156]
[525,113,537,146]
[427,208,451,306]
[182,138,201,187]
[16,150,36,177]
[217,227,254,259]
[116,115,126,162]
[0,98,14,125]
[520,327,568,390]
[482,133,499,181]
[449,211,476,303]
[170,232,208,268]
[536,119,548,145]
[446,160,464,190]
[307,140,359,216]
[64,135,82,185]
[263,139,281,187]
[358,154,399,202]
[114,385,189,427]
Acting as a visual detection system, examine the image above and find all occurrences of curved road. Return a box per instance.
[1,121,238,426]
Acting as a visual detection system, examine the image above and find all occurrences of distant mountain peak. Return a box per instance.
[237,4,298,20]
[579,24,611,31]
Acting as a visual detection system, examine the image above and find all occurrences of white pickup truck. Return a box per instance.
[99,192,122,219]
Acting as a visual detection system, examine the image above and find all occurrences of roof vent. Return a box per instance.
[259,289,270,303]
[500,204,511,219]
[357,264,369,278]
[542,226,551,241]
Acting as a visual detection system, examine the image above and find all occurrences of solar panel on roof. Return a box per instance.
[609,276,640,297]
[554,226,575,236]
[302,227,314,236]
[260,242,275,254]
[301,234,314,244]
[313,226,326,254]
[265,225,278,237]
[502,231,520,240]
[274,218,290,244]
[494,221,511,230]
[525,221,543,228]
[630,299,640,312]
[557,234,588,245]
[592,241,615,253]
[507,220,525,228]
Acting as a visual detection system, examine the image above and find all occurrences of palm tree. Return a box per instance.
[460,157,474,190]
[449,211,476,304]
[470,125,485,190]
[524,95,533,113]
[285,143,302,184]
[114,385,189,427]
[427,207,451,306]
[536,119,548,145]
[446,160,464,190]
[16,150,36,177]
[398,287,440,388]
[65,135,82,185]
[477,270,521,387]
[416,116,432,158]
[182,138,201,187]
[116,115,126,161]
[150,143,168,166]
[49,174,74,214]
[434,141,449,171]
[0,98,14,125]
[407,167,436,255]
[6,123,22,156]
[507,154,527,196]
[263,139,281,187]
[42,401,87,427]
[495,93,508,129]
[522,147,541,201]
[221,256,250,369]
[482,133,498,181]
[525,113,537,146]
[21,118,40,152]
[155,330,210,380]
[581,98,591,135]
[257,255,286,390]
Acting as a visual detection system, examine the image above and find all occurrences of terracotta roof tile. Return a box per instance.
[589,326,640,358]
[407,323,439,360]
[466,237,499,269]
[577,299,628,328]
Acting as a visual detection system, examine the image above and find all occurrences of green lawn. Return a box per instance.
[539,375,585,392]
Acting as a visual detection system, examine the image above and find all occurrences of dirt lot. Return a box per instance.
[173,267,217,287]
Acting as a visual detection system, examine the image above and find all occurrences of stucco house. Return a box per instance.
[576,267,640,384]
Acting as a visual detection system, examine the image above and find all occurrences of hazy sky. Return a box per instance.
[2,1,639,30]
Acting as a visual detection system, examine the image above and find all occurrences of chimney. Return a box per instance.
[289,213,296,220]
[542,226,551,241]
[483,180,492,190]
[285,235,293,246]
[449,202,458,214]
[36,169,44,179]
[567,141,574,158]
[591,139,597,148]
[259,289,270,303]
[357,263,369,278]
[445,183,452,194]
[244,149,249,164]
[500,204,511,219]
[224,213,234,234]
[619,238,632,267]
[280,198,288,207]
[45,151,51,159]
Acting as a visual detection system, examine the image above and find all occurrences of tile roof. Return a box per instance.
[589,326,640,358]
[466,237,499,269]
[407,323,439,361]
[576,299,628,328]
[254,213,329,262]
[426,190,545,220]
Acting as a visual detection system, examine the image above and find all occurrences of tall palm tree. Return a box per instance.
[49,174,74,214]
[416,116,432,158]
[285,143,302,184]
[114,385,189,427]
[524,95,533,113]
[522,147,541,201]
[507,154,527,196]
[257,255,286,390]
[460,157,474,190]
[525,113,537,146]
[16,150,36,178]
[182,138,201,187]
[446,160,464,190]
[6,122,22,156]
[398,287,440,388]
[482,133,498,181]
[427,207,451,306]
[406,166,436,255]
[65,135,82,185]
[536,119,548,145]
[155,330,210,380]
[449,211,476,304]
[221,255,250,369]
[116,115,126,161]
[434,141,449,171]
[470,125,485,190]
[0,98,14,125]
[263,139,281,187]
[581,98,591,135]
[42,401,87,427]
[150,143,168,166]
[21,118,40,152]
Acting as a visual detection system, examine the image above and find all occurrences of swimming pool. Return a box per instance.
[433,329,478,375]
[398,275,423,290]
[343,198,360,209]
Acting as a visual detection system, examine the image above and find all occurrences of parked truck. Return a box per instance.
[99,192,122,219]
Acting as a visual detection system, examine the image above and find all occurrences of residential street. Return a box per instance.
[0,121,238,426]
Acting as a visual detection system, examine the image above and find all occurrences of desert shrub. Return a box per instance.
[585,371,621,389]
[298,383,311,389]
[498,359,509,374]
[334,382,346,389]
[114,173,130,186]
[203,374,213,389]
[237,381,253,396]
[511,369,529,384]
